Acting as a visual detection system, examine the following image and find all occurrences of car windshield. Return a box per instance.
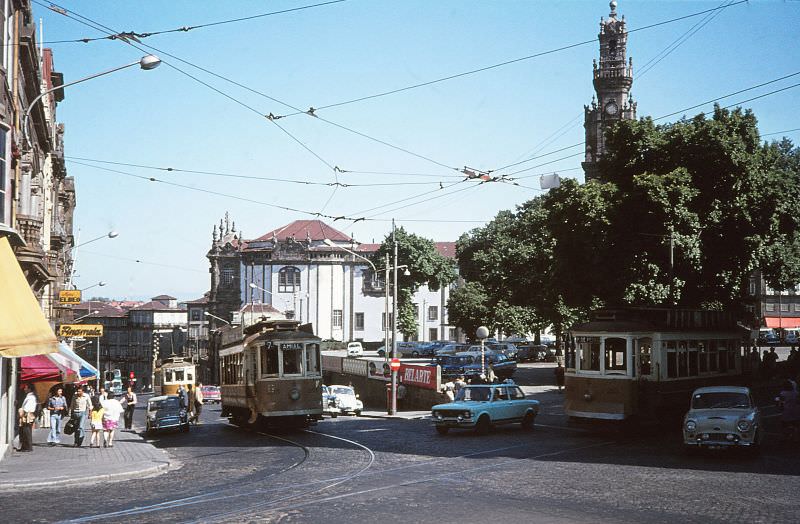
[691,392,751,409]
[455,386,492,402]
[150,397,180,410]
[332,387,355,396]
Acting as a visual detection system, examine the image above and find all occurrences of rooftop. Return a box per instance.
[252,220,352,243]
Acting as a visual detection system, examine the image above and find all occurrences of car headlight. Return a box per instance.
[463,411,472,418]
[685,420,696,432]
[737,420,751,432]
[434,412,443,420]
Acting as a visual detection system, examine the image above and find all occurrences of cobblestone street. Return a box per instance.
[1,380,798,523]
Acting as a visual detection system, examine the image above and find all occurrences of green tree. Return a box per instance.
[372,227,457,338]
[447,281,492,338]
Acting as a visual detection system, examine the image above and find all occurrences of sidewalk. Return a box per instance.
[0,425,171,492]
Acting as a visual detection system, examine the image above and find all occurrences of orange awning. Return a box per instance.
[764,317,800,329]
[0,237,58,357]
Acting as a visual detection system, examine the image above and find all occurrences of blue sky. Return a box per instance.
[36,0,799,301]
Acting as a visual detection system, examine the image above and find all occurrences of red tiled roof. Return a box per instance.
[133,301,186,311]
[435,242,457,259]
[241,303,282,314]
[356,243,380,253]
[253,220,352,243]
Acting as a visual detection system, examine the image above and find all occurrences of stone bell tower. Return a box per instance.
[582,0,637,181]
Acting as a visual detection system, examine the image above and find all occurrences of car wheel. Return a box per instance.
[331,412,338,418]
[355,410,361,417]
[412,351,420,357]
[436,426,449,435]
[521,412,535,430]
[475,415,491,435]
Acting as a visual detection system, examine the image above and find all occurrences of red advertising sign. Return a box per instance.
[399,363,439,390]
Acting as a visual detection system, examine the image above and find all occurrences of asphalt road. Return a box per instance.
[1,388,798,524]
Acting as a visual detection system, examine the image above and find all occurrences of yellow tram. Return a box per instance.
[153,357,197,396]
[564,308,744,421]
[219,318,323,428]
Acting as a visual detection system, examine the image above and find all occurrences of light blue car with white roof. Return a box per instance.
[431,384,540,435]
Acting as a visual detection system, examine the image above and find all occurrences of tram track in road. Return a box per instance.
[59,425,312,524]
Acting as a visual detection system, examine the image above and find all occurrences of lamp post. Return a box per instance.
[79,281,106,293]
[69,231,119,290]
[204,311,231,326]
[23,55,161,149]
[476,326,490,379]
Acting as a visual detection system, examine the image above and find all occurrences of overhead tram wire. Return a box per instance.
[492,0,741,176]
[32,0,348,45]
[35,1,463,181]
[64,157,443,187]
[762,128,800,137]
[272,0,749,119]
[80,250,207,274]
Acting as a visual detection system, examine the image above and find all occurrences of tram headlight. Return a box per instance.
[736,420,751,432]
[290,388,301,401]
[685,420,696,432]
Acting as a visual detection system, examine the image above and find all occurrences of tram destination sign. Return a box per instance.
[59,324,104,338]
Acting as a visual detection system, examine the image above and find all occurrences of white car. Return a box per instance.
[346,342,363,357]
[328,385,363,416]
[683,386,762,453]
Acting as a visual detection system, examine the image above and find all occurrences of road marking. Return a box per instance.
[356,428,390,432]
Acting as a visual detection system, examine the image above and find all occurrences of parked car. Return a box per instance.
[683,386,762,453]
[200,385,221,404]
[785,330,799,345]
[328,385,363,416]
[487,342,520,360]
[461,351,517,380]
[434,354,476,379]
[321,385,339,417]
[431,384,540,435]
[145,395,190,435]
[434,343,468,356]
[516,344,549,362]
[346,342,364,357]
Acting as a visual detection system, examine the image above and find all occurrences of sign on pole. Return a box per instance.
[390,358,401,371]
[59,290,82,304]
[59,324,104,338]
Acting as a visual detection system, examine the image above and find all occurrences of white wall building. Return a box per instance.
[208,218,459,343]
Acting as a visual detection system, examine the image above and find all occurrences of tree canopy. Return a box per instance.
[448,106,800,337]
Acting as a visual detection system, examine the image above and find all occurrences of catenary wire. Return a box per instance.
[64,157,444,187]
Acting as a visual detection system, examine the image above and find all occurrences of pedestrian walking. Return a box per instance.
[176,384,187,409]
[187,384,196,422]
[101,393,124,447]
[555,362,565,392]
[453,376,466,394]
[777,380,800,442]
[69,386,92,447]
[17,384,37,452]
[193,383,204,424]
[97,386,108,401]
[122,386,137,430]
[89,396,105,448]
[47,387,68,446]
[441,382,455,402]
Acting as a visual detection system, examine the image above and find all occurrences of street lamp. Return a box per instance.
[73,310,99,323]
[69,231,118,289]
[476,326,490,378]
[80,281,106,292]
[204,311,231,326]
[23,55,161,149]
[322,239,377,273]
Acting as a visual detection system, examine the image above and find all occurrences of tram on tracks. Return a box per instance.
[219,318,323,428]
[153,357,197,396]
[564,307,746,421]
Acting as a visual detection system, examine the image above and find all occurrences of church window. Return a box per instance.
[220,268,235,286]
[278,267,301,292]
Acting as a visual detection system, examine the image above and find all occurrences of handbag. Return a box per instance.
[63,418,76,435]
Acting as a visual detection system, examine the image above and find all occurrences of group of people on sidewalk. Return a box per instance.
[16,383,138,452]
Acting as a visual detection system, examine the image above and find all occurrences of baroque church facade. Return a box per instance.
[206,215,458,345]
[582,1,637,180]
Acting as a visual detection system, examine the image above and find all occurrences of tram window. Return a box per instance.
[698,342,708,373]
[164,371,173,383]
[708,341,719,372]
[667,352,677,378]
[578,337,600,371]
[175,370,185,382]
[282,346,303,376]
[187,372,194,382]
[261,344,279,376]
[604,338,627,373]
[306,343,320,376]
[637,338,652,375]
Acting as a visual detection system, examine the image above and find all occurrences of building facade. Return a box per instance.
[582,0,637,180]
[207,217,458,345]
[0,1,74,459]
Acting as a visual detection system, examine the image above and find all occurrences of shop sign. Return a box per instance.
[58,324,104,338]
[59,290,81,304]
